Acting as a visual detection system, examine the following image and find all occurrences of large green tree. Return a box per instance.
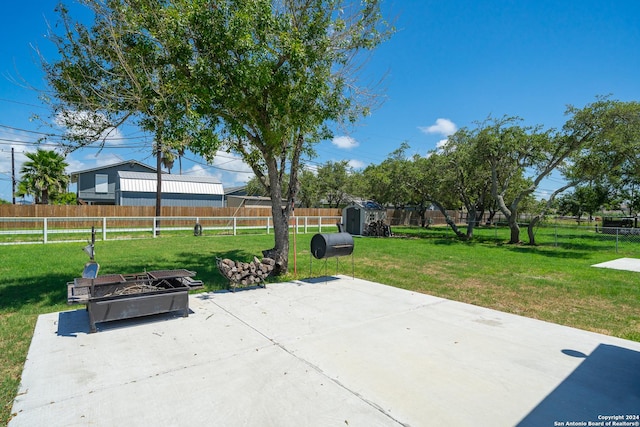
[18,149,70,205]
[316,160,351,208]
[361,143,413,208]
[43,0,391,273]
[297,168,321,208]
[555,184,609,220]
[470,116,558,244]
[42,1,208,219]
[438,128,497,239]
[410,154,457,230]
[182,0,391,271]
[545,98,640,235]
[473,98,640,245]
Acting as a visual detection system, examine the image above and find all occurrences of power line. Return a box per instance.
[0,97,49,110]
[181,154,254,174]
[0,124,57,136]
[0,123,155,142]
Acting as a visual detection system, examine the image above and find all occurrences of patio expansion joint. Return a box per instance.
[209,298,412,427]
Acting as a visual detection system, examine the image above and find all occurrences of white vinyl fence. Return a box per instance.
[0,215,343,244]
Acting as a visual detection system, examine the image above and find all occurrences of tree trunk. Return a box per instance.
[509,215,521,244]
[477,208,485,226]
[527,215,540,245]
[155,145,162,235]
[257,132,304,275]
[263,159,290,274]
[418,204,427,228]
[432,200,467,239]
[264,203,289,275]
[495,194,520,244]
[41,189,49,205]
[527,182,575,246]
[465,208,477,239]
[487,209,497,225]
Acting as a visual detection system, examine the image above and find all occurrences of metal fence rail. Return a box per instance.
[0,215,343,244]
[481,222,640,254]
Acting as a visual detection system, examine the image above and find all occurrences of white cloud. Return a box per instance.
[63,152,126,175]
[64,156,90,174]
[54,110,125,144]
[419,118,458,137]
[94,153,126,167]
[348,159,365,170]
[331,135,359,149]
[436,138,449,149]
[187,163,215,177]
[208,150,254,186]
[302,163,319,174]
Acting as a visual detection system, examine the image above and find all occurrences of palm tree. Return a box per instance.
[19,149,70,204]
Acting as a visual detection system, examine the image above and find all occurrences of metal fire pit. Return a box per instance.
[67,269,203,333]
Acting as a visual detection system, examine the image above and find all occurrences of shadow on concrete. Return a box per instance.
[517,343,640,426]
[307,255,355,279]
[57,308,193,336]
[57,309,90,337]
[297,276,342,284]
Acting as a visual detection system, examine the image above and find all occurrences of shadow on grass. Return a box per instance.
[0,274,69,312]
[394,228,603,259]
[491,244,591,259]
[0,248,267,312]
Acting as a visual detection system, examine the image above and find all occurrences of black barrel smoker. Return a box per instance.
[310,232,355,277]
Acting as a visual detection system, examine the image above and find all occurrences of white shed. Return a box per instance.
[342,200,386,235]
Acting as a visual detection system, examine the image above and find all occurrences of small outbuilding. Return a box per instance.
[342,200,387,235]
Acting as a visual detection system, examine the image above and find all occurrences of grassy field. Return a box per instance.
[2,225,640,424]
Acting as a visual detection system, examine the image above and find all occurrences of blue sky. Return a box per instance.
[1,0,640,202]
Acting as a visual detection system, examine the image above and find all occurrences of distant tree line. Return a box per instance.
[16,97,640,247]
[247,97,640,245]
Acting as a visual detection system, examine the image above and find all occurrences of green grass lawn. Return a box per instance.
[2,225,640,424]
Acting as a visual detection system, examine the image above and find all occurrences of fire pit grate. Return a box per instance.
[67,269,203,332]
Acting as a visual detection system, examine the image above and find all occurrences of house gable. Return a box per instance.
[71,160,157,205]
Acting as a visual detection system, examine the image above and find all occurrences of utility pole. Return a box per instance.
[155,142,162,235]
[11,147,16,205]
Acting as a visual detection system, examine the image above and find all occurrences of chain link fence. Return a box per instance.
[394,221,640,255]
[387,209,640,254]
[531,222,640,254]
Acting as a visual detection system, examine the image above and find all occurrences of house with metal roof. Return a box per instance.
[116,171,224,207]
[70,160,225,207]
[70,160,157,205]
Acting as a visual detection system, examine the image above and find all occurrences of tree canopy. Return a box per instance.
[349,98,640,244]
[42,0,392,272]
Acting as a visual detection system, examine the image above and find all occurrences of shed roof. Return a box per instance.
[118,172,224,195]
[347,200,385,210]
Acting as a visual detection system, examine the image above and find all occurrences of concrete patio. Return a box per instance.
[9,275,640,426]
